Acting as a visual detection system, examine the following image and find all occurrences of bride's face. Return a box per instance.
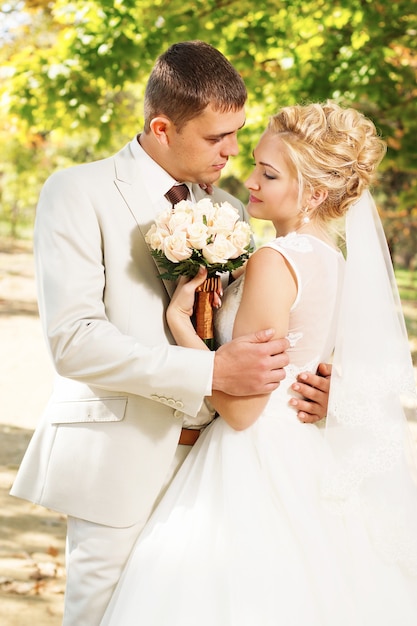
[245,132,301,235]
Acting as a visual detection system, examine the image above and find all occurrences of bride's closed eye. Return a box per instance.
[251,161,277,180]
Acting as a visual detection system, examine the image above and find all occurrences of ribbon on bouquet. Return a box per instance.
[194,275,221,350]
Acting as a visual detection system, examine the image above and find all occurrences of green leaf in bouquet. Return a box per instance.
[150,245,253,281]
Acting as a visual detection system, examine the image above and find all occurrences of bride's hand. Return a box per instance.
[167,267,216,349]
[168,267,208,321]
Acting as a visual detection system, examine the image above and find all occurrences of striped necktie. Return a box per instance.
[165,183,189,206]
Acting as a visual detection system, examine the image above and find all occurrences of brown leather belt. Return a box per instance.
[179,428,200,446]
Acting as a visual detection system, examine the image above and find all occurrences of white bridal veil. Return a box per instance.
[323,190,417,575]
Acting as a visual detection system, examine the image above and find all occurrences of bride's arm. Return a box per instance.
[167,249,297,430]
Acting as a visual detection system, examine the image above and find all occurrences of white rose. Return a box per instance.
[202,234,238,264]
[155,208,173,229]
[163,232,193,262]
[228,222,252,257]
[171,201,195,221]
[186,222,209,249]
[208,202,239,235]
[168,209,193,232]
[145,224,167,251]
[193,198,216,224]
[195,197,216,213]
[174,199,193,211]
[145,223,157,244]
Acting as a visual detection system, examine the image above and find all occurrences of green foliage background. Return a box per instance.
[1,0,417,265]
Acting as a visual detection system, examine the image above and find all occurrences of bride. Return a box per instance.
[100,102,417,625]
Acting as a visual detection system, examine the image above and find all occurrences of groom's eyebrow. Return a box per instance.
[205,121,246,141]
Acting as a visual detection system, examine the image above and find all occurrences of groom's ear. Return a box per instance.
[149,116,173,146]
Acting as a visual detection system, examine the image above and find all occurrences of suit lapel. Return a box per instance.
[113,146,177,298]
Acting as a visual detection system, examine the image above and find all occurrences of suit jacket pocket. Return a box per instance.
[50,397,127,424]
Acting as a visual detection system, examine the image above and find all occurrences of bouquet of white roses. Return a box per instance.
[145,197,253,280]
[145,198,253,348]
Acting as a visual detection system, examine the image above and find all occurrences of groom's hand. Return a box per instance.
[213,329,289,396]
[289,363,332,423]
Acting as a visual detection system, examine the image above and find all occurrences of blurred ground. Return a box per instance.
[0,239,64,626]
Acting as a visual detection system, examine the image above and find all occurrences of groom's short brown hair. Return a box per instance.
[144,40,247,132]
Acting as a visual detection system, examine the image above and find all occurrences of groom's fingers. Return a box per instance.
[213,331,290,396]
[317,362,332,378]
[289,368,331,423]
[248,329,291,351]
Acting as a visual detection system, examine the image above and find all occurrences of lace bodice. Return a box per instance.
[215,232,345,397]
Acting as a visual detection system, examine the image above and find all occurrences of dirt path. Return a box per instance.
[0,239,64,626]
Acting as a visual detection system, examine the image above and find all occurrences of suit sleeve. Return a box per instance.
[34,168,214,417]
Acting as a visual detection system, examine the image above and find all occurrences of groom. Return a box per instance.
[11,41,330,626]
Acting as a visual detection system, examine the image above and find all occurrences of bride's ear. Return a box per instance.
[309,188,328,209]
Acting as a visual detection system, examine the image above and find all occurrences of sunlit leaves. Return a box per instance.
[1,0,417,232]
[2,0,416,155]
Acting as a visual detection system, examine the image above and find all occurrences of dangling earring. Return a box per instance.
[300,206,310,224]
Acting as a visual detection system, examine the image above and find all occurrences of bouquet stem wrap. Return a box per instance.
[195,275,221,350]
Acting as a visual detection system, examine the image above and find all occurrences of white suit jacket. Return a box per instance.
[11,141,247,528]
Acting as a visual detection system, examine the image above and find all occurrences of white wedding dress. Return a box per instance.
[101,233,417,626]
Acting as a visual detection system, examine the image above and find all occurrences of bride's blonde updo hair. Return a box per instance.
[268,101,387,220]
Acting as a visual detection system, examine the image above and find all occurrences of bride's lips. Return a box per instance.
[248,194,262,203]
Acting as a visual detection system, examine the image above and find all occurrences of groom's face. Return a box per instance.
[165,104,246,185]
